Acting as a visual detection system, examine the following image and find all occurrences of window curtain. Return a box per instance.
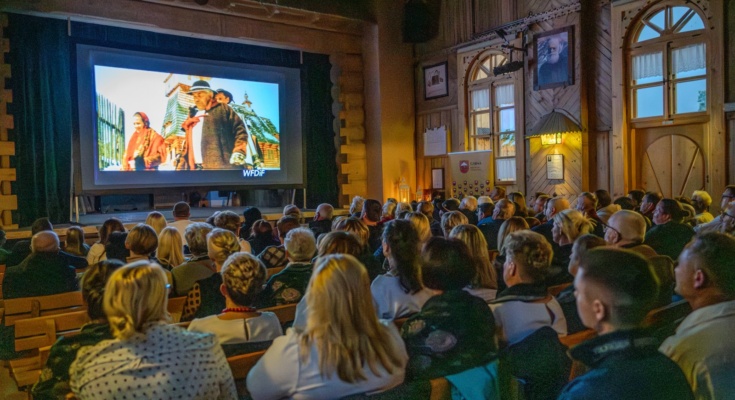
[471,89,490,111]
[632,51,663,80]
[494,84,514,107]
[672,43,706,75]
[495,158,516,181]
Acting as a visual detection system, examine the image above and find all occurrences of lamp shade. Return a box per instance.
[526,110,582,138]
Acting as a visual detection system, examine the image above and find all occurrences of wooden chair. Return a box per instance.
[266,266,284,279]
[261,303,297,325]
[429,377,452,400]
[0,271,4,299]
[548,282,572,297]
[393,317,409,331]
[559,329,596,381]
[227,350,266,396]
[3,291,85,326]
[167,296,187,323]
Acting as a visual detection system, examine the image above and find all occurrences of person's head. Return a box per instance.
[283,204,302,222]
[250,219,274,240]
[720,202,735,234]
[315,203,335,221]
[104,261,170,339]
[31,231,60,253]
[284,227,316,262]
[604,210,646,246]
[568,234,606,277]
[215,88,233,104]
[507,192,527,215]
[502,231,553,286]
[81,259,124,321]
[31,217,53,235]
[417,200,435,220]
[575,248,659,334]
[403,211,431,244]
[533,195,550,214]
[421,237,475,291]
[157,227,184,268]
[349,196,365,216]
[361,199,382,224]
[303,254,404,383]
[207,228,241,268]
[105,232,129,262]
[493,199,516,220]
[691,190,712,214]
[546,36,562,64]
[675,233,735,309]
[214,210,241,235]
[172,202,190,220]
[575,192,597,214]
[595,190,612,209]
[205,212,220,227]
[333,217,369,247]
[188,80,215,109]
[545,197,570,220]
[552,209,593,246]
[640,192,662,214]
[65,226,86,256]
[276,216,301,243]
[317,231,364,258]
[382,219,422,293]
[497,216,530,252]
[132,112,150,132]
[184,222,213,257]
[653,198,688,225]
[459,196,478,212]
[490,186,506,201]
[395,202,413,216]
[613,196,636,211]
[477,202,495,220]
[719,185,735,210]
[477,196,494,206]
[220,252,267,307]
[125,224,158,256]
[242,207,263,226]
[145,211,167,235]
[440,210,468,238]
[449,224,497,290]
[627,189,645,207]
[380,201,396,221]
[441,198,460,213]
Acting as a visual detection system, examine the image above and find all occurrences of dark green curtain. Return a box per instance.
[8,15,73,226]
[6,13,337,226]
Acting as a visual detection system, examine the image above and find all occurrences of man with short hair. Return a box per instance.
[604,210,657,259]
[309,203,334,239]
[575,192,605,237]
[532,197,570,246]
[171,222,214,296]
[691,190,714,226]
[476,202,494,226]
[719,202,735,235]
[8,217,54,267]
[660,233,735,399]
[361,199,383,252]
[639,192,662,229]
[478,199,514,251]
[169,202,194,245]
[558,248,693,400]
[258,216,301,269]
[489,186,506,202]
[532,194,550,222]
[2,232,78,299]
[695,185,735,234]
[257,227,316,308]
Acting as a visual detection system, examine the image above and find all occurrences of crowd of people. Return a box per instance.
[0,185,734,399]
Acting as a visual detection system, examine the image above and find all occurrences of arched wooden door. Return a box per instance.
[637,125,705,197]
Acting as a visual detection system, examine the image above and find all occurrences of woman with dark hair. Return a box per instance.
[121,112,166,171]
[239,206,262,240]
[64,226,89,257]
[247,219,280,255]
[32,260,124,399]
[87,218,125,265]
[402,237,498,383]
[370,219,433,320]
[645,198,695,260]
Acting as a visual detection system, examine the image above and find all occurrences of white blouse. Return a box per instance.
[70,322,237,400]
[86,243,107,266]
[187,312,283,345]
[370,273,433,320]
[489,298,567,346]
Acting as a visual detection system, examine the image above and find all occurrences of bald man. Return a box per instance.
[309,203,334,239]
[532,197,570,247]
[2,231,78,299]
[604,210,658,259]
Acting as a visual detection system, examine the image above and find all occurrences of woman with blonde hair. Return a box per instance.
[459,196,479,225]
[440,210,468,238]
[333,217,370,248]
[145,211,167,235]
[449,224,498,302]
[188,252,282,351]
[508,192,528,217]
[156,227,184,270]
[550,209,594,285]
[403,212,431,245]
[86,218,125,265]
[64,226,89,257]
[70,261,237,399]
[497,217,530,253]
[247,254,407,399]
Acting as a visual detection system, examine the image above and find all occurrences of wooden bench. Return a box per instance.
[228,350,266,396]
[167,296,187,323]
[261,303,297,326]
[266,266,284,279]
[4,291,85,326]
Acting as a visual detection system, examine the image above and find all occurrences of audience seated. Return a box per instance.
[371,219,433,320]
[247,219,281,255]
[449,224,498,302]
[489,231,567,346]
[645,198,695,261]
[476,202,494,226]
[530,194,550,223]
[440,210,468,238]
[86,218,125,265]
[156,226,185,271]
[394,201,413,218]
[182,228,240,320]
[403,211,432,246]
[603,210,657,258]
[246,254,407,399]
[489,186,506,202]
[627,189,645,209]
[479,198,515,251]
[719,201,735,235]
[104,231,129,262]
[257,227,316,308]
[555,234,607,334]
[145,211,167,235]
[188,252,282,350]
[239,206,262,240]
[283,204,303,223]
[558,248,693,400]
[690,190,714,226]
[2,231,79,299]
[349,195,365,218]
[532,197,570,250]
[125,224,173,286]
[361,199,384,253]
[508,192,528,218]
[8,217,53,266]
[659,233,735,399]
[380,201,397,225]
[214,210,252,253]
[258,216,300,269]
[695,185,735,233]
[169,201,194,246]
[494,217,530,292]
[594,189,620,224]
[309,202,334,239]
[459,196,479,225]
[417,200,443,237]
[32,260,123,400]
[639,191,662,229]
[614,196,637,211]
[402,237,498,381]
[69,261,237,399]
[64,226,89,257]
[549,209,594,286]
[172,222,214,296]
[574,192,605,237]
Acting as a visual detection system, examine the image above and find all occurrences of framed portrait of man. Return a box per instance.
[534,26,574,91]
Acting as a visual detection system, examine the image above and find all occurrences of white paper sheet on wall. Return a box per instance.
[424,126,447,156]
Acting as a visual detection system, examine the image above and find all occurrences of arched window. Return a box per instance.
[629,5,707,119]
[467,53,517,182]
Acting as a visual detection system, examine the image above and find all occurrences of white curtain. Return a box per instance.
[632,51,663,80]
[496,158,516,181]
[494,84,514,107]
[672,43,706,74]
[472,88,489,111]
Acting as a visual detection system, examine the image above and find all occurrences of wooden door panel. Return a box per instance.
[641,134,704,198]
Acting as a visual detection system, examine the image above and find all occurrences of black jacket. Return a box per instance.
[2,252,79,299]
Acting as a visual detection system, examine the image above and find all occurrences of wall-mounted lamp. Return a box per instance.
[526,109,581,146]
[540,133,562,145]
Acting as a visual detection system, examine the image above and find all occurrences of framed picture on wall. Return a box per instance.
[423,62,448,100]
[534,26,574,91]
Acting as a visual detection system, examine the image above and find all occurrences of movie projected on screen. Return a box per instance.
[75,45,303,192]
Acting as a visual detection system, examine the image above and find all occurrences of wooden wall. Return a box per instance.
[0,14,18,229]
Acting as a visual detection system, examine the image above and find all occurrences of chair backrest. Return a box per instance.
[167,296,187,323]
[558,329,596,349]
[14,310,90,352]
[4,291,85,326]
[266,266,284,279]
[648,255,675,307]
[0,271,4,299]
[228,350,266,380]
[261,303,297,325]
[429,377,452,400]
[643,299,692,342]
[548,282,571,297]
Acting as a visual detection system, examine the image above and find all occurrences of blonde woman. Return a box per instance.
[157,227,184,270]
[550,209,594,285]
[333,217,370,248]
[182,228,241,321]
[188,253,282,350]
[247,254,408,399]
[403,212,431,245]
[440,210,468,238]
[70,261,237,399]
[459,196,479,225]
[449,224,498,302]
[145,211,167,235]
[497,216,530,254]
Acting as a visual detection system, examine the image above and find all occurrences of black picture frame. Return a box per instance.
[533,26,574,91]
[423,62,448,100]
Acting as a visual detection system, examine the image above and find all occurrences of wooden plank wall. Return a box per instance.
[0,14,18,229]
[527,133,583,198]
[416,109,459,196]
